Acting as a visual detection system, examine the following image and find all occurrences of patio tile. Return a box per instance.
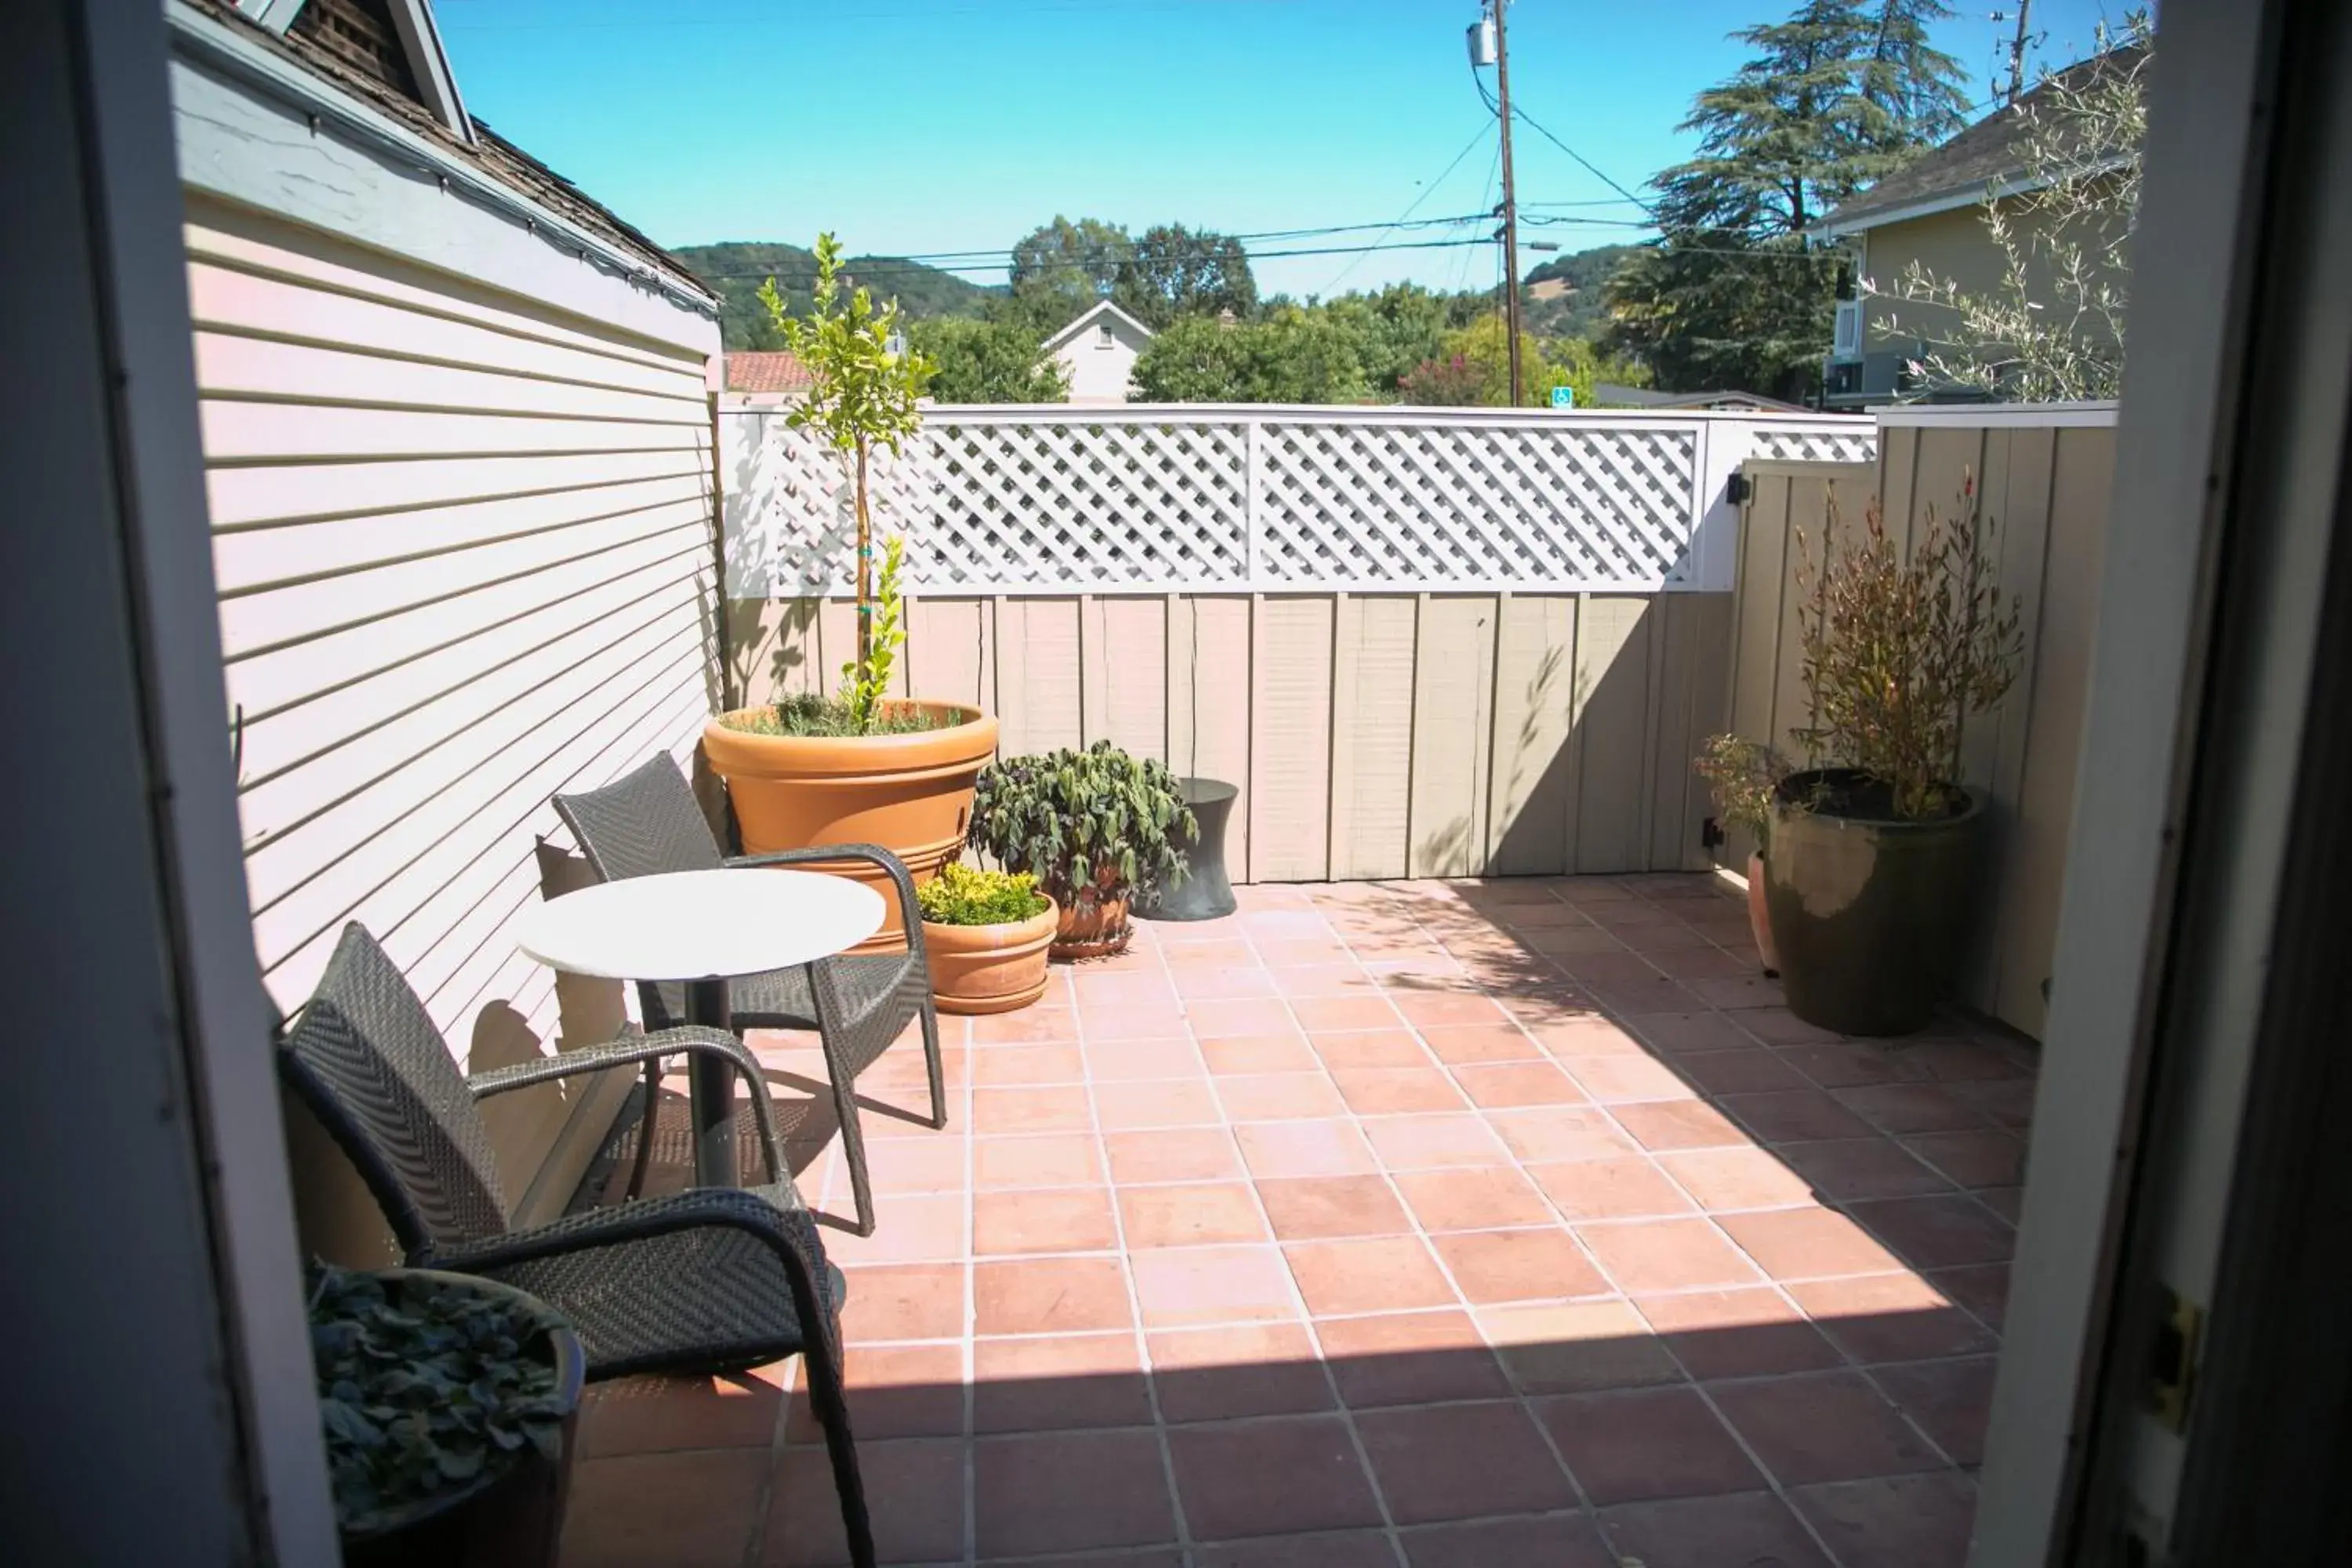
[1669,1047,1813,1094]
[1774,1136,1954,1200]
[1267,962,1382,997]
[1256,1174,1415,1240]
[1610,1098,1748,1152]
[822,1191,964,1265]
[1167,1414,1385,1540]
[1185,997,1303,1039]
[1312,1029,1436,1068]
[837,1263,966,1342]
[767,1439,963,1566]
[975,1186,1119,1256]
[1628,1010,1760,1054]
[1432,1227,1608,1304]
[1293,994,1407,1032]
[1094,1078,1224,1131]
[1556,1053,1697,1102]
[1577,1218,1762,1293]
[1363,1112,1512,1170]
[1391,1166,1555,1232]
[1214,1070,1351,1121]
[1194,1530,1399,1567]
[974,1085,1094,1135]
[1846,1195,2016,1269]
[1316,1308,1512,1406]
[1834,1082,1993,1134]
[1399,1512,1616,1568]
[974,1332,1152,1432]
[1657,1146,1817,1210]
[1088,1040,1210,1081]
[1148,1321,1334,1422]
[1531,1156,1700,1221]
[1356,1400,1577,1524]
[1170,964,1280,1000]
[1977,1184,2026,1222]
[975,1131,1105,1192]
[580,1373,781,1459]
[1200,1033,1322,1074]
[1719,1207,1910,1280]
[1788,1471,1978,1568]
[1789,1273,1999,1363]
[1537,1385,1766,1503]
[1901,1128,2028,1188]
[1333,1067,1472,1115]
[1584,975,1704,1016]
[1235,1117,1381,1178]
[1870,1355,1997,1465]
[1736,1006,1849,1046]
[1526,1014,1653,1056]
[1478,1300,1686,1394]
[1597,1490,1831,1568]
[1717,1089,1878,1144]
[973,1043,1088,1087]
[1287,1236,1456,1314]
[1928,1261,2013,1330]
[971,1006,1079,1044]
[1709,1370,1946,1485]
[1489,1106,1638,1163]
[975,1257,1132,1337]
[858,1136,971,1193]
[1105,1127,1247,1185]
[1391,989,1513,1028]
[1131,1244,1300,1328]
[972,1429,1178,1558]
[1117,1181,1272,1248]
[1450,1060,1588,1107]
[1682,975,1787,1011]
[1417,1022,1544,1063]
[785,1342,966,1444]
[1080,1007,1196,1044]
[1635,1287,1845,1380]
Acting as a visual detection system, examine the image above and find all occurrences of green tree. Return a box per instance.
[1131,308,1372,404]
[1007,216,1134,334]
[1123,223,1258,329]
[907,317,1069,404]
[1605,0,1965,398]
[1402,318,1650,408]
[1320,283,1462,395]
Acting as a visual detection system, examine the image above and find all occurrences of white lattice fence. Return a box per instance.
[721,405,1874,596]
[1748,426,1878,465]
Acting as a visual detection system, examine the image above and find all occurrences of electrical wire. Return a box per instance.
[1316,120,1497,297]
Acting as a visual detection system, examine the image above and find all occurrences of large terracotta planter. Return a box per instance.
[703,702,998,951]
[1746,850,1781,977]
[923,903,1058,1014]
[1053,878,1133,961]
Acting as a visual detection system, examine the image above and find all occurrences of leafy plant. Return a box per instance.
[917,862,1051,927]
[970,742,1196,916]
[309,1266,569,1534]
[1694,733,1792,843]
[1791,479,2023,819]
[840,532,907,731]
[724,692,943,739]
[760,232,935,732]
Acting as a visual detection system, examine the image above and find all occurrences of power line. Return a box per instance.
[1317,121,1496,296]
[1507,103,1657,217]
[689,232,1505,285]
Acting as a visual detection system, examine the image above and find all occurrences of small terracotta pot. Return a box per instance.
[1052,884,1133,960]
[702,701,997,953]
[1746,850,1781,977]
[923,903,1058,1014]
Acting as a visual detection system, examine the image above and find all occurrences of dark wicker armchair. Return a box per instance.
[553,753,944,1236]
[275,923,874,1568]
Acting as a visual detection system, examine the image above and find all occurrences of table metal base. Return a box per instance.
[683,975,734,1186]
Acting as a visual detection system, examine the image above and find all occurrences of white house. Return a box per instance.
[1044,298,1156,405]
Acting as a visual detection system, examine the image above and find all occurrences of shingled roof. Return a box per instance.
[1817,43,2148,237]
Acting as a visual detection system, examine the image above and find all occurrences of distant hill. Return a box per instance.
[1522,243,1642,340]
[673,241,999,350]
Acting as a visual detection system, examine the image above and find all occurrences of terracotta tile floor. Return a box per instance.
[557,874,2034,1568]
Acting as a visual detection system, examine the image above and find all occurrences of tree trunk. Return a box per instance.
[855,436,873,674]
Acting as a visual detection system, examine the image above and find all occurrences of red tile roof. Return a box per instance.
[726,352,815,394]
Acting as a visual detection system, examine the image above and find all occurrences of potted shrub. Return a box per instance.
[703,234,997,947]
[1694,732,1790,976]
[310,1265,585,1568]
[970,742,1197,959]
[917,862,1058,1014]
[1766,483,2022,1036]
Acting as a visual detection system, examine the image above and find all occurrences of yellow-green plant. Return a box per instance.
[760,233,935,732]
[1792,479,2023,819]
[917,862,1051,927]
[1694,733,1791,844]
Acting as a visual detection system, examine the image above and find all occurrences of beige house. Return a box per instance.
[1044,297,1156,405]
[1815,46,2141,408]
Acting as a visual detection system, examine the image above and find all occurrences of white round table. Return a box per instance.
[514,869,886,1186]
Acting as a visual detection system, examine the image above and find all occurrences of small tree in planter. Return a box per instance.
[704,234,1002,943]
[1765,479,2023,1035]
[971,742,1196,959]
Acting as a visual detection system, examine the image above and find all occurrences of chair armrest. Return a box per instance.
[464,1027,784,1180]
[424,1186,839,1352]
[725,842,926,960]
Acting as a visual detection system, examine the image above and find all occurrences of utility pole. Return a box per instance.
[1491,0,1524,405]
[1998,0,2034,106]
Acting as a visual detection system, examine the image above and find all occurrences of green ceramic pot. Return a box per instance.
[1762,768,1986,1036]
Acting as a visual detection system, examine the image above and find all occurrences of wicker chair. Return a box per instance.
[553,753,944,1236]
[276,923,874,1568]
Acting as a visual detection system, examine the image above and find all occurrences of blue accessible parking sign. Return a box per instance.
[1550,385,1576,408]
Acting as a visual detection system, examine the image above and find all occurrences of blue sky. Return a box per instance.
[435,0,2129,299]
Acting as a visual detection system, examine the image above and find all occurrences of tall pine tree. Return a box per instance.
[1606,0,1965,399]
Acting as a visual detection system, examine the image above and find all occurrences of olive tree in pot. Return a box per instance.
[310,1265,585,1568]
[1768,482,2022,1036]
[1694,733,1791,976]
[971,742,1196,960]
[703,234,998,949]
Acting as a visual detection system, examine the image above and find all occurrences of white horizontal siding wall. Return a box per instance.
[189,192,720,1199]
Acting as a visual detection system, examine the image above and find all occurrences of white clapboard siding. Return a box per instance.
[190,195,720,1199]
